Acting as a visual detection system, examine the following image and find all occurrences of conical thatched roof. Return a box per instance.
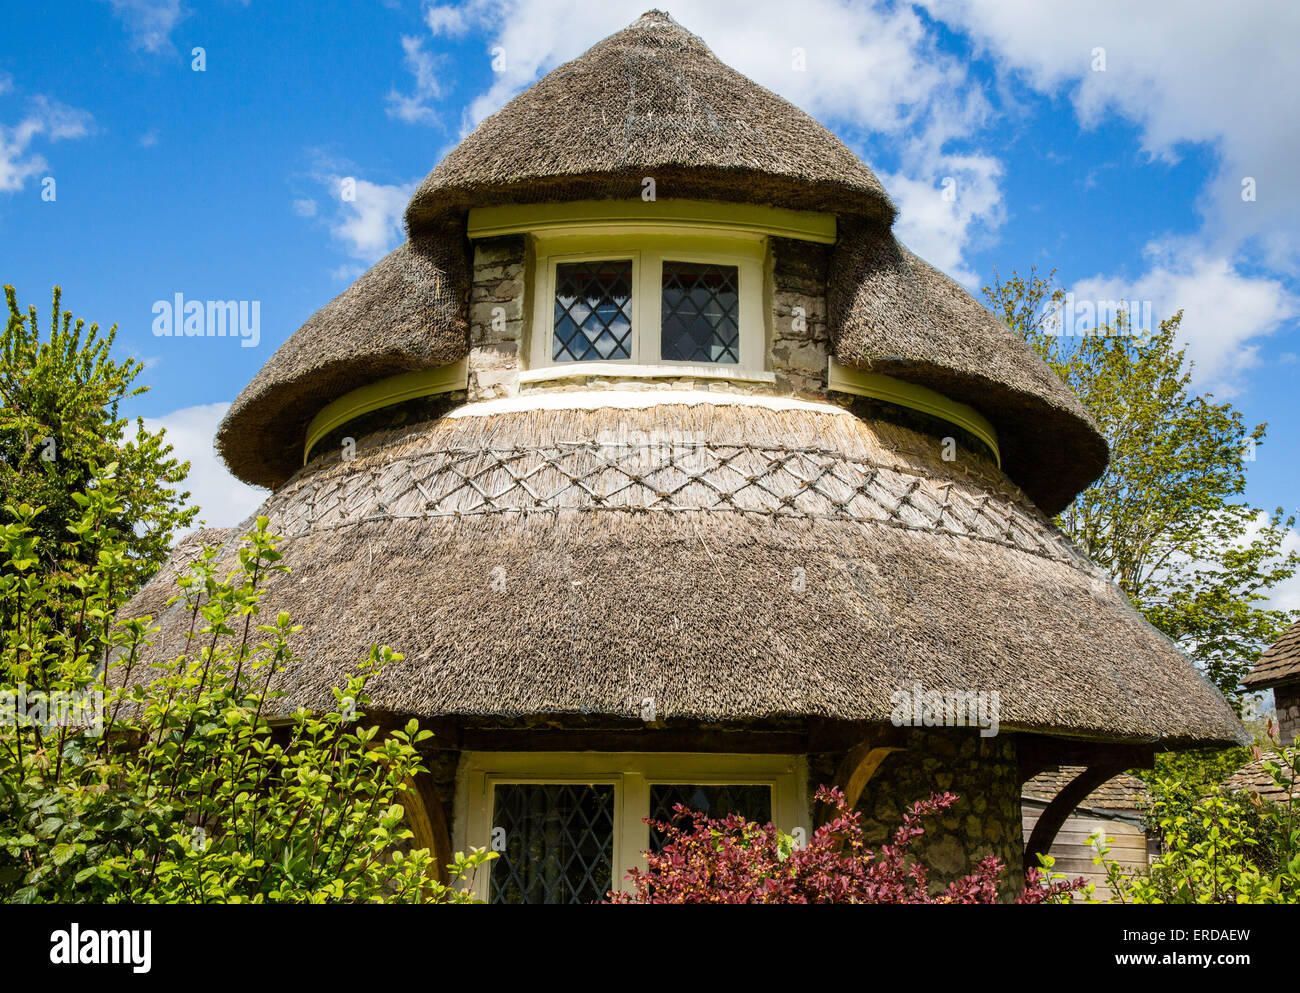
[829,224,1107,514]
[216,230,469,489]
[214,10,1107,514]
[404,10,895,231]
[1242,618,1300,690]
[124,398,1245,747]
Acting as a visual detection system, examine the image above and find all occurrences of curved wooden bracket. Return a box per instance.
[816,728,905,827]
[401,769,454,888]
[1023,763,1126,874]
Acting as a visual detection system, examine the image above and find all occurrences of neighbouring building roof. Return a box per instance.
[1023,767,1150,813]
[1223,755,1298,805]
[1242,618,1300,691]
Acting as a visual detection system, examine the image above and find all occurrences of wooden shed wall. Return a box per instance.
[1021,799,1151,899]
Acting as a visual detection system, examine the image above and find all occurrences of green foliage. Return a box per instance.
[1092,746,1299,903]
[1,286,197,592]
[983,269,1298,703]
[0,475,492,903]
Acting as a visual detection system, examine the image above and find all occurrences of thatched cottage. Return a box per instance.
[122,11,1245,902]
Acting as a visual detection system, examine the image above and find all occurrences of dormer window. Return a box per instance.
[531,235,766,373]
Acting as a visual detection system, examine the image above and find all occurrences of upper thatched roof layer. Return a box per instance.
[828,222,1109,515]
[121,401,1244,747]
[1243,618,1300,690]
[405,10,895,230]
[216,230,469,489]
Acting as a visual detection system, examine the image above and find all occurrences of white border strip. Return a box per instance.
[446,388,851,420]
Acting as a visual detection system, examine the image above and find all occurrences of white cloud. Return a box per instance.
[142,402,266,535]
[919,0,1300,272]
[1073,243,1296,396]
[883,152,1005,287]
[329,176,412,262]
[102,0,186,54]
[300,155,413,264]
[387,35,443,126]
[0,95,95,194]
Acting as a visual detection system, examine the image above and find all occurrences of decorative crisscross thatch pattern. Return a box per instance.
[118,402,1246,746]
[270,438,1085,568]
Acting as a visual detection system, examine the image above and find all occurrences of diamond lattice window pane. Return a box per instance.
[648,783,772,852]
[660,261,740,363]
[553,260,633,362]
[489,784,615,904]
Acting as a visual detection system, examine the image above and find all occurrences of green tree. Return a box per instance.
[1,286,196,591]
[984,269,1298,703]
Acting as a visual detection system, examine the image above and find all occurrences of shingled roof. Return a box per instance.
[1242,618,1300,691]
[1023,767,1150,812]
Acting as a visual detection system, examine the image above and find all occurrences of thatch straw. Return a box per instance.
[828,221,1109,514]
[1243,618,1300,690]
[404,10,895,231]
[121,402,1244,747]
[216,231,469,489]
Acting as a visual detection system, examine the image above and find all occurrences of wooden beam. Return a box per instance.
[816,727,906,826]
[400,769,454,889]
[460,728,807,754]
[1023,762,1129,874]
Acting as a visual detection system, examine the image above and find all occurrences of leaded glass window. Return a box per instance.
[489,783,615,904]
[660,261,741,363]
[648,783,773,852]
[553,260,634,362]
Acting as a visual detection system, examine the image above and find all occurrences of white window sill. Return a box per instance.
[519,362,777,386]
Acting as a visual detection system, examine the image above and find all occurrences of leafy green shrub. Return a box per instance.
[1093,748,1298,903]
[0,475,491,902]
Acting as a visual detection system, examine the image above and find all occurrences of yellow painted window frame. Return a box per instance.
[302,359,467,465]
[529,232,768,374]
[827,359,1001,467]
[467,197,837,244]
[459,751,804,901]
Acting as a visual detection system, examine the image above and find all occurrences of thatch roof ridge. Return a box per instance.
[215,230,470,489]
[1243,618,1300,689]
[405,10,895,230]
[828,222,1109,514]
[118,404,1245,747]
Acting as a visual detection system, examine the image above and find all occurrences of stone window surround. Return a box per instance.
[466,230,832,404]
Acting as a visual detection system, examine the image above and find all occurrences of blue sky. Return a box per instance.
[4,1,1298,603]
